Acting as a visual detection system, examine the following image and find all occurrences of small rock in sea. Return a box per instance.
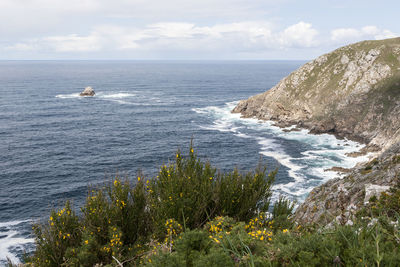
[79,86,95,96]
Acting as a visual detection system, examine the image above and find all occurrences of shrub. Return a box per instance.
[25,143,400,267]
[30,201,81,267]
[271,196,295,231]
[25,144,276,266]
[148,145,276,238]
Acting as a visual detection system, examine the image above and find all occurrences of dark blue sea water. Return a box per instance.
[0,61,368,263]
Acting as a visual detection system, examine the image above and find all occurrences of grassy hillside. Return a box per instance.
[233,37,400,150]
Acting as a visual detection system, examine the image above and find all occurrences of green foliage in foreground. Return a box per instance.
[24,145,276,266]
[21,145,400,266]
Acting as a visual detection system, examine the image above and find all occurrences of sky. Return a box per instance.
[0,0,399,60]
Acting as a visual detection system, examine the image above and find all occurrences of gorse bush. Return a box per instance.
[29,178,151,266]
[31,201,81,266]
[148,147,275,236]
[23,144,400,266]
[25,144,277,266]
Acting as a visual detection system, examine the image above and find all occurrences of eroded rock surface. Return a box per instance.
[233,38,400,151]
[232,38,400,225]
[80,86,95,96]
[294,144,400,225]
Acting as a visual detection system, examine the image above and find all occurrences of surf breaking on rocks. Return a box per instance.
[193,101,372,202]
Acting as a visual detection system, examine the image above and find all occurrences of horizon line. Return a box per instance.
[0,59,310,62]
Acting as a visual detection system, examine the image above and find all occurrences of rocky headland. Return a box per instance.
[232,37,400,225]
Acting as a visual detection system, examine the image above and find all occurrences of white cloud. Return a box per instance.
[0,0,398,59]
[4,21,319,57]
[0,0,280,37]
[43,34,102,52]
[361,26,380,36]
[331,26,397,44]
[331,28,361,42]
[279,22,319,48]
[5,43,36,51]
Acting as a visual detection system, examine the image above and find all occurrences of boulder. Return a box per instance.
[79,86,95,96]
[364,184,391,205]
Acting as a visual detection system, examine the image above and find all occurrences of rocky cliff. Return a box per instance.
[232,37,400,225]
[294,145,400,225]
[233,37,400,151]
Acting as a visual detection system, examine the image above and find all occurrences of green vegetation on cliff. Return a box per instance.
[232,37,400,228]
[233,37,400,149]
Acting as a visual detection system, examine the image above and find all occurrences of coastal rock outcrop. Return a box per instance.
[233,37,400,151]
[79,86,95,96]
[294,144,400,225]
[232,37,400,225]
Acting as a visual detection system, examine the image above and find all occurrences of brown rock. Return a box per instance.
[79,86,95,96]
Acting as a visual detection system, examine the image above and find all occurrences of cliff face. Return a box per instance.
[233,38,400,151]
[294,145,400,225]
[232,37,400,225]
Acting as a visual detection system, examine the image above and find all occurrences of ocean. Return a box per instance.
[0,61,369,263]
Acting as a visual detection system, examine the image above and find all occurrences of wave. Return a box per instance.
[96,92,136,99]
[55,93,81,98]
[193,101,374,202]
[56,91,136,99]
[0,220,34,264]
[55,91,169,106]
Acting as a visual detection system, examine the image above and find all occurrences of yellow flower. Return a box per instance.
[190,148,194,153]
[84,240,89,245]
[50,216,53,221]
[283,229,288,233]
[114,180,118,186]
[138,176,141,181]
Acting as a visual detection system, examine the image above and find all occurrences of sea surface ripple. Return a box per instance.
[0,61,369,263]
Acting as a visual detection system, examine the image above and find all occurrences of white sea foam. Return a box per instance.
[193,101,373,202]
[56,91,136,100]
[0,220,34,264]
[0,220,30,228]
[256,137,304,182]
[55,93,81,98]
[96,92,136,99]
[55,91,168,106]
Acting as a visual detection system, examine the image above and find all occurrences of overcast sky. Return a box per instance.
[1,0,398,60]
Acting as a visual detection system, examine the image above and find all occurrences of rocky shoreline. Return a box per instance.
[232,37,400,225]
[295,144,400,225]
